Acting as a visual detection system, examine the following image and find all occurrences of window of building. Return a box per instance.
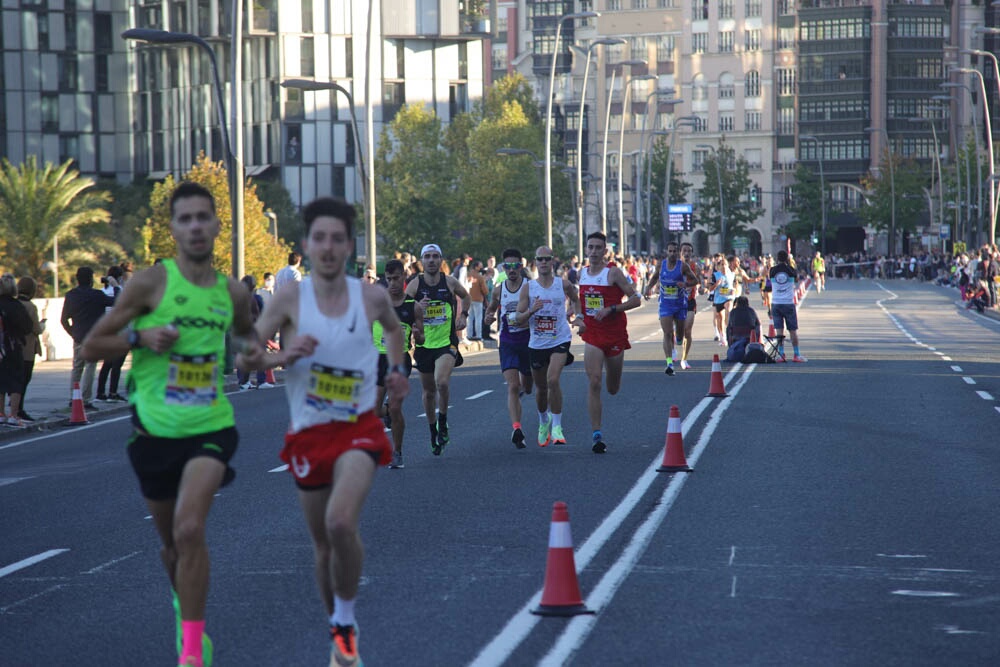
[344,125,355,165]
[692,73,707,100]
[96,54,109,92]
[693,115,707,132]
[719,115,734,132]
[631,36,646,61]
[778,107,795,135]
[345,38,353,78]
[778,27,794,49]
[41,94,59,132]
[36,12,49,50]
[285,87,304,119]
[692,32,707,54]
[332,166,346,197]
[58,54,77,91]
[171,1,187,32]
[634,0,648,8]
[657,0,676,7]
[301,0,313,32]
[692,0,708,20]
[493,46,508,71]
[692,149,707,170]
[657,35,675,62]
[745,29,760,51]
[449,82,468,118]
[745,70,760,97]
[95,13,113,52]
[383,81,405,123]
[607,0,621,10]
[59,134,79,165]
[459,42,468,79]
[719,72,734,99]
[497,12,508,33]
[744,148,762,169]
[745,111,761,130]
[778,0,794,15]
[745,0,762,17]
[286,125,301,163]
[719,31,733,53]
[720,0,734,19]
[777,68,795,95]
[300,37,314,76]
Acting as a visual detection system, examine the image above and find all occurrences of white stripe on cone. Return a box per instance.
[548,521,573,549]
[667,416,681,433]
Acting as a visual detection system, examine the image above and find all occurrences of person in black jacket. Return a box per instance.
[0,273,32,427]
[60,266,114,407]
[726,296,761,346]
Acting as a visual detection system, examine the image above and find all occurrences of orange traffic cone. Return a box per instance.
[750,330,759,344]
[531,501,595,617]
[264,367,276,385]
[657,405,692,473]
[768,323,776,338]
[69,382,89,425]
[706,354,729,397]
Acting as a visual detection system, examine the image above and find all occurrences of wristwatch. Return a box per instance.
[389,363,408,375]
[127,328,142,350]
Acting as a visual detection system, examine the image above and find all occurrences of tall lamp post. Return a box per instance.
[602,59,646,234]
[799,135,827,253]
[122,27,245,278]
[570,37,625,261]
[697,143,727,252]
[664,116,698,247]
[941,82,982,247]
[958,52,999,245]
[616,73,657,256]
[864,126,897,256]
[639,96,684,252]
[908,111,946,235]
[264,211,278,243]
[280,79,370,237]
[544,10,599,249]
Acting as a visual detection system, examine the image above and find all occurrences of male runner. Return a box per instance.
[654,242,699,375]
[82,182,256,667]
[812,251,826,293]
[579,231,641,453]
[770,249,807,362]
[514,246,584,446]
[238,196,409,667]
[405,243,471,455]
[679,242,702,369]
[484,248,533,449]
[373,259,423,468]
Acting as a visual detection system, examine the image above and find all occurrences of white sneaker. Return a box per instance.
[239,382,252,391]
[680,360,691,370]
[258,382,275,389]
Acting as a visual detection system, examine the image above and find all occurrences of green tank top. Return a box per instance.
[128,259,235,437]
[413,274,456,350]
[372,297,416,353]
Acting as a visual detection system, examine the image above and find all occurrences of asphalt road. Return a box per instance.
[2,279,999,666]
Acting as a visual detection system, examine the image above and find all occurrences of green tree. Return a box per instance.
[374,104,454,255]
[787,165,822,243]
[696,141,763,252]
[252,177,301,249]
[0,156,114,295]
[97,178,154,265]
[859,148,926,246]
[641,137,691,250]
[144,153,291,279]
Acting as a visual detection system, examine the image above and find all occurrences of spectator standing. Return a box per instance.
[275,252,303,289]
[16,276,45,421]
[96,265,127,402]
[0,274,32,426]
[978,247,999,307]
[466,261,488,341]
[237,275,271,390]
[256,272,275,310]
[60,267,114,406]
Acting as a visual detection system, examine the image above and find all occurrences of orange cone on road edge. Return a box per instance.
[750,330,759,344]
[706,354,729,397]
[531,501,595,617]
[69,382,89,425]
[264,367,276,385]
[657,405,692,473]
[768,323,776,338]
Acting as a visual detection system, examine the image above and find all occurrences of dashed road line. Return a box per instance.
[951,366,962,372]
[976,391,994,401]
[0,549,69,579]
[466,390,493,400]
[963,377,976,385]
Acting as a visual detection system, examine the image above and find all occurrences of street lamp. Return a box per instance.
[639,96,684,252]
[696,143,727,252]
[864,126,898,256]
[122,27,245,278]
[601,59,646,235]
[941,82,983,246]
[664,116,698,247]
[544,10,599,250]
[570,37,625,261]
[616,73,657,257]
[908,111,946,235]
[264,211,278,243]
[953,67,996,246]
[960,50,1000,244]
[799,135,827,253]
[280,79,370,257]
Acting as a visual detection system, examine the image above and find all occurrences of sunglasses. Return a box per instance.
[423,253,441,260]
[502,262,520,270]
[535,256,553,262]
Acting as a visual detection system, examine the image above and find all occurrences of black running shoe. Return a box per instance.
[437,418,450,447]
[664,363,675,376]
[592,439,607,454]
[17,411,35,422]
[511,427,526,449]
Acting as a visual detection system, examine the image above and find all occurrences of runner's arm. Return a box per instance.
[609,267,642,313]
[483,283,502,327]
[448,275,472,329]
[81,267,169,360]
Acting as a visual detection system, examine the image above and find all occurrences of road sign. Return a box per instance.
[667,203,693,232]
[732,236,749,251]
[939,224,950,240]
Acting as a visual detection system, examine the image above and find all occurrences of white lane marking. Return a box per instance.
[935,624,984,635]
[269,464,289,473]
[466,390,493,400]
[537,367,757,667]
[0,549,70,579]
[941,356,952,361]
[467,365,744,667]
[977,391,994,401]
[728,546,736,567]
[417,405,454,418]
[963,377,976,385]
[933,351,944,356]
[892,590,960,598]
[0,477,31,487]
[82,551,141,575]
[996,407,1000,416]
[877,554,927,559]
[951,366,963,372]
[926,346,937,351]
[730,577,738,598]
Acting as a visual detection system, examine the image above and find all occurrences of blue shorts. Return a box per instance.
[771,303,798,332]
[499,341,531,374]
[658,299,687,320]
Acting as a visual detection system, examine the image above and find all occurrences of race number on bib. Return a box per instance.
[166,353,218,406]
[306,363,363,422]
[424,303,447,325]
[663,286,679,298]
[584,294,604,316]
[534,315,557,338]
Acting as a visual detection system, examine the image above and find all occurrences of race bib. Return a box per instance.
[584,294,604,316]
[663,286,679,298]
[534,315,557,338]
[424,303,447,325]
[718,286,731,296]
[306,363,363,422]
[166,353,218,406]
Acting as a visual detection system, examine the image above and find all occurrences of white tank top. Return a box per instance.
[285,276,377,434]
[527,277,573,349]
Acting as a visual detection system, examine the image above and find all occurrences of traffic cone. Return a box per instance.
[657,405,692,473]
[750,330,759,344]
[706,354,729,397]
[264,367,276,385]
[69,382,89,425]
[531,501,595,617]
[768,323,776,338]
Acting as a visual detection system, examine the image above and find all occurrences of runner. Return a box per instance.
[679,242,702,370]
[514,245,584,446]
[812,251,826,293]
[708,255,735,346]
[579,232,641,453]
[373,259,423,468]
[237,196,409,667]
[483,248,533,449]
[770,249,807,362]
[654,242,699,375]
[759,254,774,318]
[405,243,471,455]
[82,182,257,667]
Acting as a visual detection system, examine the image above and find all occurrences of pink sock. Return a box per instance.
[181,620,205,666]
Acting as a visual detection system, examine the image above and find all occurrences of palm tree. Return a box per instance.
[0,157,113,292]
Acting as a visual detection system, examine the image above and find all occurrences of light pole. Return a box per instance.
[544,11,599,250]
[264,211,278,243]
[642,128,670,252]
[122,27,245,277]
[941,82,982,247]
[908,111,946,235]
[616,73,657,257]
[280,79,369,237]
[602,59,646,235]
[799,135,827,253]
[697,143,726,252]
[639,95,684,252]
[864,126,897,256]
[664,116,698,248]
[622,149,642,254]
[958,52,999,245]
[570,37,625,261]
